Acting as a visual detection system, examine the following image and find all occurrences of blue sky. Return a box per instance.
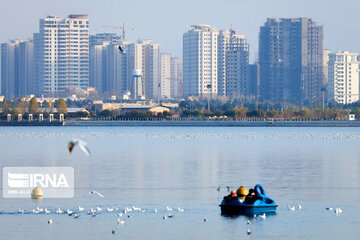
[1,0,358,60]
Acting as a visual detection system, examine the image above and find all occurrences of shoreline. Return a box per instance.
[1,120,360,127]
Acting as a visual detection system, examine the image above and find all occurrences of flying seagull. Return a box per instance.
[84,190,104,198]
[118,45,126,54]
[68,139,90,156]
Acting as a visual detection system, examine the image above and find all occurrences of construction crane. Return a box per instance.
[103,22,135,41]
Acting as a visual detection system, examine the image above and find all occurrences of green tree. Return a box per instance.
[29,97,39,114]
[56,99,68,114]
[2,100,9,115]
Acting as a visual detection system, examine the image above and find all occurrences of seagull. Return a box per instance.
[288,205,295,211]
[117,213,123,217]
[66,209,73,215]
[163,215,167,220]
[204,218,208,222]
[166,206,173,211]
[247,229,251,235]
[154,208,158,213]
[325,207,333,211]
[117,218,126,224]
[177,207,184,212]
[118,46,126,54]
[84,191,104,198]
[112,229,116,235]
[107,208,114,212]
[96,207,102,212]
[168,214,175,218]
[44,208,51,214]
[132,206,141,211]
[247,220,251,225]
[298,204,302,209]
[335,208,343,214]
[74,214,80,219]
[68,139,90,156]
[127,214,132,218]
[78,206,84,211]
[257,213,266,219]
[48,219,53,224]
[56,208,63,214]
[18,209,25,214]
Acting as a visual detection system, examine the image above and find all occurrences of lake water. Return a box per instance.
[0,126,359,239]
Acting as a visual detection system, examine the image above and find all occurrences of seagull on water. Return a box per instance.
[78,206,84,211]
[118,218,126,224]
[48,219,53,224]
[107,207,114,212]
[177,207,184,212]
[335,208,343,214]
[326,207,333,211]
[166,206,173,211]
[56,208,63,214]
[257,213,266,219]
[288,205,295,211]
[298,204,302,209]
[68,139,90,156]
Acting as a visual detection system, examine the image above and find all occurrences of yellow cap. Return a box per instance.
[236,186,248,197]
[31,187,43,199]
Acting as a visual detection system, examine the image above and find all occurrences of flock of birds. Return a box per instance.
[1,200,345,237]
[0,138,345,237]
[4,203,190,235]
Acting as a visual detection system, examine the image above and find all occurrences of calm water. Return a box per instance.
[0,126,360,239]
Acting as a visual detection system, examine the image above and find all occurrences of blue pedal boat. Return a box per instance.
[220,184,278,215]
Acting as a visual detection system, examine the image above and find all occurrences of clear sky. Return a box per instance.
[0,0,359,60]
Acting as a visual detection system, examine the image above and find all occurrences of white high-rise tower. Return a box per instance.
[328,51,360,104]
[35,15,89,96]
[183,25,219,98]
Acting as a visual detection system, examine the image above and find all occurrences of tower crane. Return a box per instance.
[102,22,135,41]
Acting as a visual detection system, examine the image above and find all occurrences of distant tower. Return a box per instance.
[132,69,145,100]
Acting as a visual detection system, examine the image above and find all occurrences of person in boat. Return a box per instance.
[244,188,261,204]
[236,186,248,202]
[225,190,237,200]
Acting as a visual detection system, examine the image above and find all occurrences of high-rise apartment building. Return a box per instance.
[170,57,183,98]
[160,53,171,99]
[89,33,121,47]
[223,30,249,99]
[1,40,33,98]
[183,25,219,98]
[34,15,89,96]
[328,51,360,104]
[259,18,324,105]
[127,40,160,100]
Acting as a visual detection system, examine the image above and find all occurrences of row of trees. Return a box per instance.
[181,107,351,120]
[0,98,68,116]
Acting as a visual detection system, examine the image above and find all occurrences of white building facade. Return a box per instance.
[183,25,219,98]
[35,15,89,96]
[127,40,160,100]
[328,51,360,104]
[160,53,171,99]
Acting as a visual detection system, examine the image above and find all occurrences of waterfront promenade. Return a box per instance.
[1,118,360,127]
